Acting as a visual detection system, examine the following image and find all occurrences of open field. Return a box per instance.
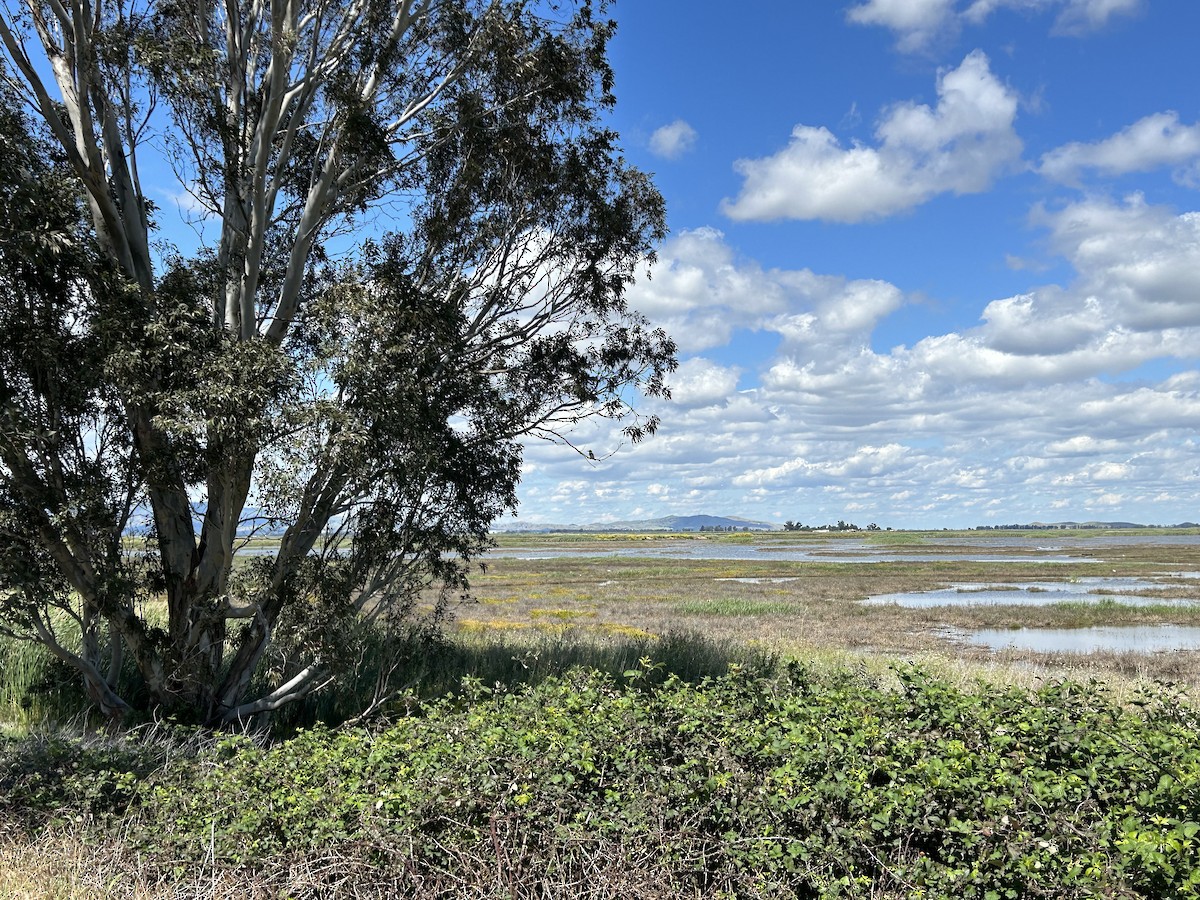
[463,529,1200,689]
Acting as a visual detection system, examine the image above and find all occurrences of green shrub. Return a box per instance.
[5,665,1200,897]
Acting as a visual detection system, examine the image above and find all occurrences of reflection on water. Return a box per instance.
[864,577,1200,608]
[955,625,1200,654]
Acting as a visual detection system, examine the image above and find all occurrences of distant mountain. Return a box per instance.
[494,514,780,533]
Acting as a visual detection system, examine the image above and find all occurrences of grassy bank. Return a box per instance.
[3,660,1200,898]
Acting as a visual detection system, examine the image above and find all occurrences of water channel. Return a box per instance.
[486,539,1096,564]
[949,625,1200,654]
[862,576,1200,608]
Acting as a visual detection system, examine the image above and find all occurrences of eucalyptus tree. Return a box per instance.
[0,0,673,724]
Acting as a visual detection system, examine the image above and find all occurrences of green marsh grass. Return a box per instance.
[0,623,94,734]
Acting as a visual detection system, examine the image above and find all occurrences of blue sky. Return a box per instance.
[513,0,1200,528]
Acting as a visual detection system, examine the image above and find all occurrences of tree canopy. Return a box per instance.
[0,0,674,724]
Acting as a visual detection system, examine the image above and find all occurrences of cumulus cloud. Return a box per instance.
[732,445,912,488]
[1035,195,1200,331]
[1088,461,1131,481]
[1039,112,1200,185]
[666,358,741,407]
[854,0,1143,50]
[516,206,1200,528]
[626,227,789,352]
[1045,435,1124,455]
[649,119,698,160]
[627,227,908,353]
[721,52,1022,223]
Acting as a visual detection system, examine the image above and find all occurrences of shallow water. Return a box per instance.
[486,542,1098,564]
[954,625,1200,654]
[863,577,1200,608]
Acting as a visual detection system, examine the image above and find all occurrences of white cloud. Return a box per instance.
[819,280,906,333]
[721,52,1022,223]
[732,457,817,488]
[1040,112,1200,185]
[667,358,741,408]
[962,0,1037,24]
[628,227,907,353]
[626,227,788,352]
[978,292,1101,355]
[732,444,911,488]
[1050,0,1143,34]
[1089,462,1131,481]
[846,0,959,52]
[649,120,698,160]
[1036,195,1200,331]
[855,0,1143,50]
[1046,435,1123,455]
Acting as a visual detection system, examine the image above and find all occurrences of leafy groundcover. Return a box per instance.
[3,663,1200,899]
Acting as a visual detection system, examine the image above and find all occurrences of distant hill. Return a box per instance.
[494,514,780,534]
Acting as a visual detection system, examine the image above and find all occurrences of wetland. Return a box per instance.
[469,527,1200,686]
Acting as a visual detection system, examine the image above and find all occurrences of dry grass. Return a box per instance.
[1,827,884,900]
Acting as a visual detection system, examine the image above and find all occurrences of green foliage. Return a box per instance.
[5,666,1200,897]
[0,0,675,726]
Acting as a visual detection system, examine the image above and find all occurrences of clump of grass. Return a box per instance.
[587,622,656,640]
[863,531,929,545]
[259,626,775,733]
[0,636,90,734]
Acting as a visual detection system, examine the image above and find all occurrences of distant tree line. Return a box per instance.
[783,521,883,532]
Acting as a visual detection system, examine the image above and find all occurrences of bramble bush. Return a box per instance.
[3,663,1200,898]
